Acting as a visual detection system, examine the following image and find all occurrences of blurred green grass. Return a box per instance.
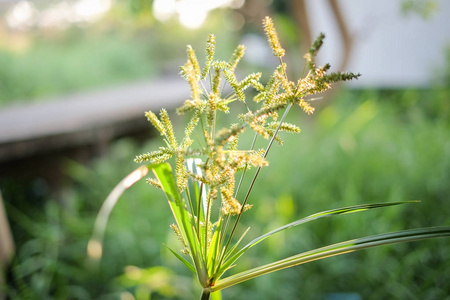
[3,86,449,299]
[0,33,159,106]
[0,9,240,108]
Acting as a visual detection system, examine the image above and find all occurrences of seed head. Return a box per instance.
[263,16,285,57]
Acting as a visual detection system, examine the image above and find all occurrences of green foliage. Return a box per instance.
[2,139,196,299]
[0,5,241,108]
[401,0,438,19]
[0,34,155,107]
[224,88,450,299]
[3,84,450,298]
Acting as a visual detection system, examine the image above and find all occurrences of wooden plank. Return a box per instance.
[0,76,189,162]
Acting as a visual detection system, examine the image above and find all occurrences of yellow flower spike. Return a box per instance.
[211,67,222,96]
[184,60,202,101]
[145,110,165,136]
[145,177,163,190]
[175,153,188,192]
[227,135,238,151]
[229,45,245,72]
[220,177,241,216]
[224,68,245,102]
[170,224,190,254]
[262,16,285,58]
[181,110,201,149]
[160,109,178,149]
[206,94,217,133]
[297,99,315,115]
[202,34,216,79]
[187,45,201,78]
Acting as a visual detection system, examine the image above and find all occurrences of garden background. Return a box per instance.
[0,0,449,299]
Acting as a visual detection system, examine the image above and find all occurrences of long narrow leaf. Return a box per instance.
[207,218,223,275]
[165,244,196,274]
[152,163,209,286]
[220,226,251,264]
[209,226,450,292]
[87,166,149,260]
[87,163,183,261]
[87,163,209,285]
[217,201,415,277]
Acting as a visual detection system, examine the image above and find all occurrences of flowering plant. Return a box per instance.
[89,17,450,300]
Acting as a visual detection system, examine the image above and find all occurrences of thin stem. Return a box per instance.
[215,132,258,271]
[244,102,294,203]
[185,184,195,218]
[219,102,294,268]
[201,290,211,300]
[234,133,258,198]
[205,191,212,260]
[197,182,204,234]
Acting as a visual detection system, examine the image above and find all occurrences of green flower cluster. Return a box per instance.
[136,17,359,219]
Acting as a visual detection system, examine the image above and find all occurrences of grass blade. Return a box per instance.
[207,218,223,275]
[165,244,196,274]
[209,226,450,292]
[152,163,209,286]
[217,201,416,277]
[87,163,209,285]
[87,166,149,261]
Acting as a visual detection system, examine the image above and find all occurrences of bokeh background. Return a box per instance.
[0,0,449,299]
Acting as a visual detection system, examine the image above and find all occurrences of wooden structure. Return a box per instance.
[0,76,189,185]
[0,76,188,164]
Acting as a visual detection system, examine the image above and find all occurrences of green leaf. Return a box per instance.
[207,218,223,275]
[151,163,180,202]
[209,226,450,292]
[210,291,222,300]
[217,201,415,278]
[164,244,196,274]
[87,163,209,286]
[152,163,209,287]
[88,165,150,261]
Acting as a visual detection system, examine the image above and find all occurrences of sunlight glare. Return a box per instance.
[153,0,177,21]
[5,1,37,30]
[6,0,112,30]
[153,0,239,29]
[74,0,112,22]
[177,1,208,29]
